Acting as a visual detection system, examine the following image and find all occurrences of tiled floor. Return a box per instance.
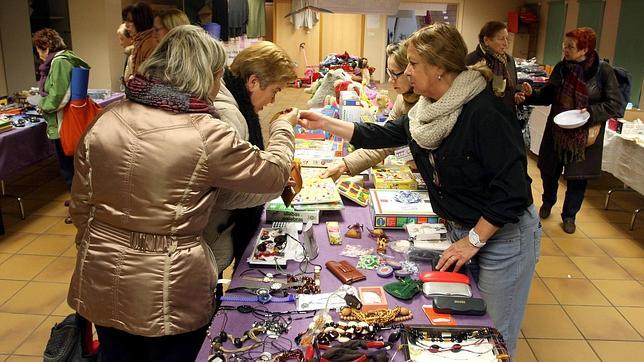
[0,87,642,361]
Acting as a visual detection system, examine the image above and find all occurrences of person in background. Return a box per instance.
[521,27,623,233]
[297,23,540,357]
[466,21,520,115]
[205,41,297,273]
[67,25,297,362]
[122,1,158,79]
[116,23,133,85]
[32,28,89,191]
[320,41,419,180]
[153,8,190,41]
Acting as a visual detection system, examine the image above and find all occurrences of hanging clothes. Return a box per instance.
[229,0,249,38]
[246,0,266,38]
[213,0,230,41]
[290,0,320,30]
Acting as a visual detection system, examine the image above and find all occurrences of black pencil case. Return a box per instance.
[432,296,487,316]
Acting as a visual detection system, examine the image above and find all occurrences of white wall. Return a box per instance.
[0,0,38,95]
[69,0,123,91]
[363,15,388,82]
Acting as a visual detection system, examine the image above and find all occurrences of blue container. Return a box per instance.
[203,22,221,40]
[70,67,89,101]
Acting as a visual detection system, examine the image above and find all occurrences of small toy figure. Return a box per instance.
[367,227,388,240]
[345,223,363,239]
[376,237,388,254]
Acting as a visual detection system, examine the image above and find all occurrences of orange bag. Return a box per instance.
[59,97,101,156]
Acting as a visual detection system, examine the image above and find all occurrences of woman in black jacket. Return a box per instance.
[522,27,623,233]
[298,23,539,358]
[466,21,520,114]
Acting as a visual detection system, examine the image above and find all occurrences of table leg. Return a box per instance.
[605,187,632,210]
[631,209,641,231]
[1,180,25,220]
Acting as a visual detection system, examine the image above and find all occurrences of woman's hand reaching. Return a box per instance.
[297,110,328,130]
[319,159,349,181]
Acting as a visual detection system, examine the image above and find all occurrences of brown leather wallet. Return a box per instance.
[325,260,366,284]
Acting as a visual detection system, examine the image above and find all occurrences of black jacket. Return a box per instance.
[351,90,533,228]
[527,57,623,179]
[466,46,518,115]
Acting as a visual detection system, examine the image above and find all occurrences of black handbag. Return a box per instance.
[43,313,98,362]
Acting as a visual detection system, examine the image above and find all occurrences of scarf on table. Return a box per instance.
[222,67,266,267]
[479,43,514,97]
[552,50,597,164]
[38,52,57,96]
[124,74,217,117]
[408,70,487,150]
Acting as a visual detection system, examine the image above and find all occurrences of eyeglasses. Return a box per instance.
[387,68,405,80]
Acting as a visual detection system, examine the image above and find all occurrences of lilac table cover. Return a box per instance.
[196,204,493,361]
[0,121,54,180]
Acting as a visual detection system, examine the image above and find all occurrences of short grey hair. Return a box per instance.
[138,25,226,101]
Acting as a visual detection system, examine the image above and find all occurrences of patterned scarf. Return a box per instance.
[124,74,217,117]
[552,50,597,164]
[479,43,515,97]
[38,52,57,96]
[408,70,487,150]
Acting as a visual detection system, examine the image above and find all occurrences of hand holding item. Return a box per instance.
[435,237,480,273]
[514,92,526,104]
[320,159,348,181]
[297,110,327,130]
[271,107,300,126]
[521,82,533,97]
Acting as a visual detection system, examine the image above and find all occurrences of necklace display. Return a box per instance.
[339,306,413,324]
[240,271,321,295]
[315,320,382,344]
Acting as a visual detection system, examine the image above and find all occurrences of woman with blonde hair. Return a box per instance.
[205,40,298,273]
[320,41,420,180]
[298,23,539,357]
[153,8,190,40]
[67,25,297,361]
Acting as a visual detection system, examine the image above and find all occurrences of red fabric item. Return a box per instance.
[507,11,519,32]
[60,97,102,156]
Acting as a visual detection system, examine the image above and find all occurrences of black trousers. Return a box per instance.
[95,324,209,362]
[54,138,74,191]
[541,162,588,220]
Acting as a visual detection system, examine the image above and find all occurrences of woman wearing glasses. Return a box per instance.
[319,42,420,180]
[298,23,539,357]
[521,27,623,234]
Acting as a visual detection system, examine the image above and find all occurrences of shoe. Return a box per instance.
[64,216,73,224]
[539,204,552,219]
[563,218,576,234]
[64,200,70,207]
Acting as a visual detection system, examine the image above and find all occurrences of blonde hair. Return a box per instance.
[386,42,408,70]
[158,9,190,32]
[229,41,297,88]
[406,23,491,80]
[139,25,226,101]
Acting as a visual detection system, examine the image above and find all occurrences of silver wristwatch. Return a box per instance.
[468,228,486,248]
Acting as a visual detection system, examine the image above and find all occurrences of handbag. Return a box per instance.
[59,97,101,156]
[586,123,601,147]
[43,313,98,362]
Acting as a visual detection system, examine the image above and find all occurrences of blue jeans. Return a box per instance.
[448,205,541,357]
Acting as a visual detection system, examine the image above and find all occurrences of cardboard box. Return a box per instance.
[369,189,438,229]
[624,109,644,121]
[266,199,320,224]
[372,165,417,190]
[508,32,530,59]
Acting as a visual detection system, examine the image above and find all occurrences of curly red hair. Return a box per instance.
[32,28,66,52]
[565,27,596,52]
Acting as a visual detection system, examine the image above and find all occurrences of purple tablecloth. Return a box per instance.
[196,204,493,361]
[0,121,54,180]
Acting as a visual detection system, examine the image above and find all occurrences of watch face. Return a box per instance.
[256,288,272,304]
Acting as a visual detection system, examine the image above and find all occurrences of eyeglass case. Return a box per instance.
[432,296,486,316]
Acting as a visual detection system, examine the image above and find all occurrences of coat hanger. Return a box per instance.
[284,1,333,18]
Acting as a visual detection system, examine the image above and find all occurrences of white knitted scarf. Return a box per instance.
[408,70,487,150]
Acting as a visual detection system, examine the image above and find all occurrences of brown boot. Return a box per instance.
[64,216,73,224]
[563,218,576,234]
[539,204,552,219]
[64,200,70,207]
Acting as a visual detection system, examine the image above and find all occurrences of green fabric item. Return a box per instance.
[383,277,422,300]
[246,0,266,38]
[40,50,90,139]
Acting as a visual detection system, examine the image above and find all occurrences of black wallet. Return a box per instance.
[432,296,487,316]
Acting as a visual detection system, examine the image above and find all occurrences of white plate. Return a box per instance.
[554,109,590,129]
